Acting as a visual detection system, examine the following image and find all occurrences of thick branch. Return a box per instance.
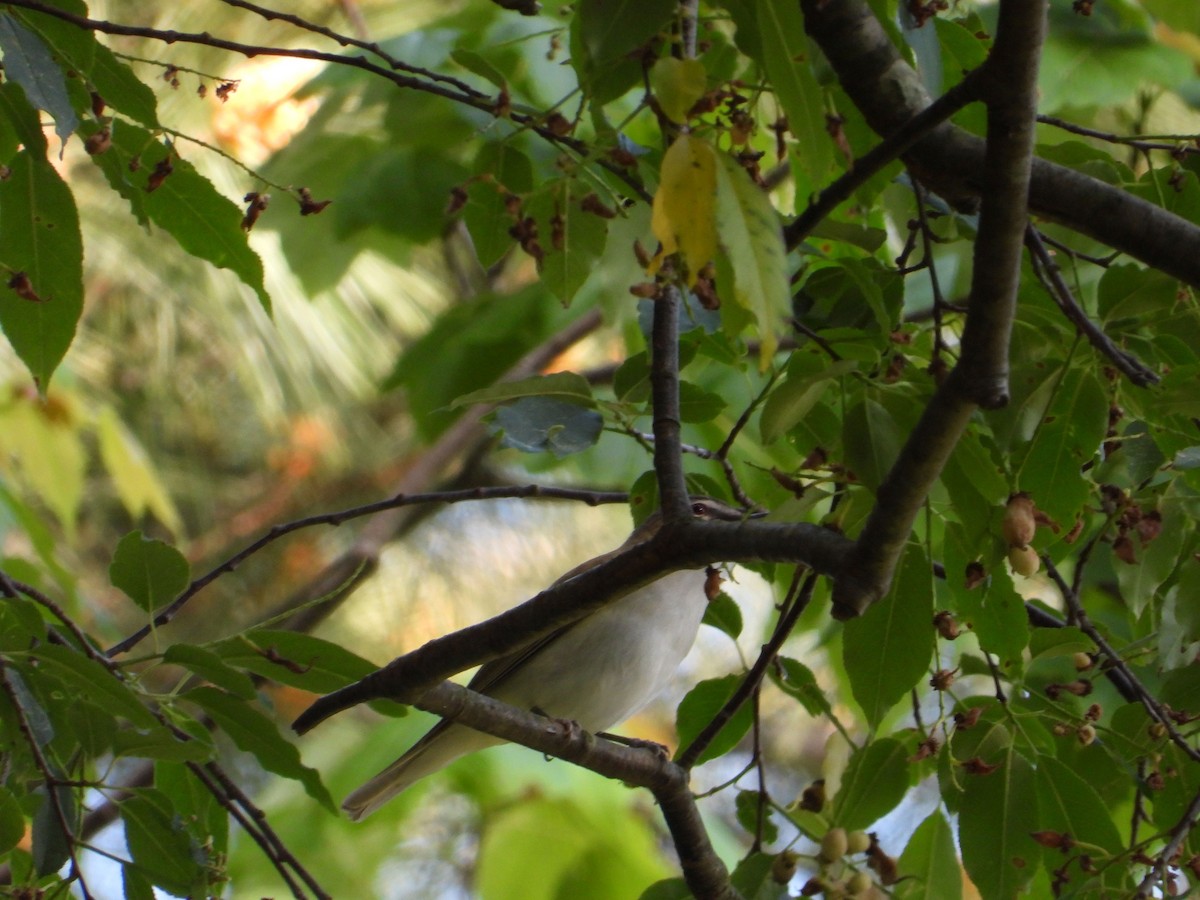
[292,519,851,732]
[953,0,1046,407]
[413,681,740,899]
[800,0,1200,288]
[828,0,1046,618]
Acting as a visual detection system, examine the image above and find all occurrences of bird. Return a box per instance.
[342,496,759,821]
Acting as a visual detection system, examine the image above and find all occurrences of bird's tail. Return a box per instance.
[342,724,501,821]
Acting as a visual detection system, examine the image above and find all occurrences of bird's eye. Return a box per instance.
[691,501,710,518]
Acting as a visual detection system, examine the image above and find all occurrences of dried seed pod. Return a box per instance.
[1003,492,1037,548]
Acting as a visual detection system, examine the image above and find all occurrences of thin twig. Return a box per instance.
[2,0,652,203]
[106,484,626,657]
[784,70,983,250]
[1043,558,1200,765]
[0,662,92,899]
[677,569,815,769]
[1026,227,1159,386]
[1134,782,1200,898]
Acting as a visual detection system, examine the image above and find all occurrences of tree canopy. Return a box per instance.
[2,0,1200,897]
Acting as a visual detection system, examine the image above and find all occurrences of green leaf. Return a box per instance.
[111,726,210,763]
[952,548,1030,665]
[450,48,508,89]
[736,791,780,846]
[28,643,160,730]
[832,738,910,830]
[96,406,182,533]
[843,544,934,728]
[477,794,672,899]
[451,371,595,409]
[896,810,962,900]
[1097,264,1178,324]
[1018,366,1108,527]
[211,629,387,695]
[0,787,24,854]
[0,13,77,148]
[493,397,604,457]
[0,397,86,537]
[843,396,904,492]
[713,153,790,365]
[1033,755,1123,859]
[121,789,208,896]
[530,181,610,306]
[678,381,728,423]
[155,760,229,858]
[85,121,269,310]
[0,151,83,387]
[959,743,1040,900]
[729,852,789,900]
[640,878,692,900]
[122,864,158,900]
[1115,489,1192,617]
[109,530,190,613]
[31,785,73,876]
[87,42,159,127]
[462,141,535,267]
[164,643,256,700]
[770,656,833,718]
[186,686,335,810]
[383,284,576,439]
[760,356,857,444]
[13,2,158,127]
[0,593,47,652]
[674,674,754,765]
[0,81,46,155]
[332,146,467,244]
[756,0,832,185]
[651,58,708,124]
[702,592,743,640]
[577,0,675,68]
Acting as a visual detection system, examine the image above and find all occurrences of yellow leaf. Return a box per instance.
[97,407,182,534]
[650,58,708,124]
[650,133,717,285]
[714,154,789,367]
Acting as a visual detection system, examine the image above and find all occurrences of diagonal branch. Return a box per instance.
[827,0,1047,619]
[1025,227,1159,387]
[409,679,740,897]
[292,518,853,732]
[800,0,1200,288]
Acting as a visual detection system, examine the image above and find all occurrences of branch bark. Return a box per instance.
[800,0,1200,288]
[828,0,1048,618]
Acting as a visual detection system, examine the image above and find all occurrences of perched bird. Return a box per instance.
[342,497,757,820]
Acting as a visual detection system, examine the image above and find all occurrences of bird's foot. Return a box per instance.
[597,731,671,760]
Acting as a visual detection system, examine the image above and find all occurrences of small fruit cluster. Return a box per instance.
[1003,492,1042,577]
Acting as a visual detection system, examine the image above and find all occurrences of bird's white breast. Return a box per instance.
[489,568,710,733]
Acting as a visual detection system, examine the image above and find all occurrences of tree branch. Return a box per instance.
[1025,227,1159,386]
[800,0,1200,288]
[827,0,1047,618]
[1,0,652,203]
[292,517,850,732]
[651,286,691,519]
[409,680,741,899]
